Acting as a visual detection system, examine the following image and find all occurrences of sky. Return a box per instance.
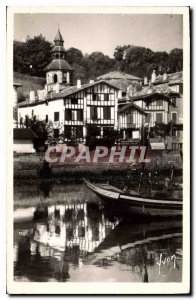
[14,13,183,58]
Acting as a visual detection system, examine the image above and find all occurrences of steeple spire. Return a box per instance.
[54,28,64,46]
[44,28,73,88]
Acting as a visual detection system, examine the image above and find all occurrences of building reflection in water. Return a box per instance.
[33,202,119,254]
[14,181,182,282]
[14,201,120,281]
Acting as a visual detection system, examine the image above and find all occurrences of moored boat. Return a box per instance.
[83,179,182,217]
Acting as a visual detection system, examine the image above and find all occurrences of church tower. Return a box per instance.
[44,28,73,93]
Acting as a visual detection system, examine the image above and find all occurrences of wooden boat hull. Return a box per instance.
[84,179,182,217]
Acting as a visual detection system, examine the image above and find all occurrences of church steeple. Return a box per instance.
[54,28,64,46]
[52,28,66,60]
[44,28,73,90]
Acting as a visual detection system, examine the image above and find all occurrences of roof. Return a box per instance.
[150,71,183,85]
[118,102,146,114]
[14,128,38,140]
[130,91,170,101]
[18,80,120,108]
[100,78,141,93]
[54,29,64,42]
[44,59,73,71]
[97,71,142,81]
[127,82,179,100]
[49,80,120,100]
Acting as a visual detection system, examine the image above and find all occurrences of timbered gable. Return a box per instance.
[118,103,146,129]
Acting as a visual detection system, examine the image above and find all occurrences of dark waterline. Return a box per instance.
[14,182,182,282]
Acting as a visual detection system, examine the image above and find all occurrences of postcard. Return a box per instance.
[6,6,190,294]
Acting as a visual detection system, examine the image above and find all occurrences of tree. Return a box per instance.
[14,35,52,76]
[113,45,183,78]
[168,48,183,73]
[151,121,173,149]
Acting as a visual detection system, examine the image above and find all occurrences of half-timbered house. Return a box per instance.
[18,29,120,143]
[118,103,146,141]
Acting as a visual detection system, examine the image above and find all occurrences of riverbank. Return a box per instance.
[14,150,182,182]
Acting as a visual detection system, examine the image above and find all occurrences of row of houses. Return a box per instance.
[14,29,183,152]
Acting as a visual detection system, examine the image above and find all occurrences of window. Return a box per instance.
[55,225,61,235]
[103,127,110,136]
[172,98,177,107]
[104,94,109,101]
[172,112,177,124]
[78,227,85,238]
[172,129,177,137]
[54,112,59,122]
[179,84,183,94]
[127,111,133,124]
[53,74,58,83]
[63,73,67,83]
[65,109,72,121]
[156,100,163,106]
[179,143,183,150]
[87,126,100,136]
[64,126,71,139]
[31,109,34,117]
[71,110,77,121]
[53,129,59,138]
[76,126,83,138]
[46,115,48,123]
[92,93,98,101]
[77,110,83,121]
[145,113,151,123]
[156,113,163,123]
[71,98,78,105]
[172,143,177,150]
[103,107,111,120]
[90,106,98,120]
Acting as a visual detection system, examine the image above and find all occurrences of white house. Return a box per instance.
[18,29,120,142]
[14,128,37,153]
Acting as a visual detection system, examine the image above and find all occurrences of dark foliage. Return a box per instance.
[14,35,52,77]
[14,35,183,83]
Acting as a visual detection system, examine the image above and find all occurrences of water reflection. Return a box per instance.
[14,183,182,282]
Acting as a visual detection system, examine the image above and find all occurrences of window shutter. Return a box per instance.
[77,110,83,121]
[65,110,68,121]
[156,113,163,123]
[172,113,177,124]
[103,107,111,120]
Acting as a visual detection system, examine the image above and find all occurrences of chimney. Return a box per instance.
[163,72,167,81]
[144,76,148,85]
[77,79,81,89]
[151,70,156,83]
[29,91,35,102]
[89,79,94,84]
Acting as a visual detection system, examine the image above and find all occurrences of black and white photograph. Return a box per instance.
[6,6,190,295]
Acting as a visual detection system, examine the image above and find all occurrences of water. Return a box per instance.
[14,182,182,282]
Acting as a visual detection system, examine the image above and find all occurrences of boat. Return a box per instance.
[83,179,182,217]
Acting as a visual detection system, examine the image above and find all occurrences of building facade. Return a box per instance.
[16,30,183,150]
[18,30,120,143]
[118,71,183,149]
